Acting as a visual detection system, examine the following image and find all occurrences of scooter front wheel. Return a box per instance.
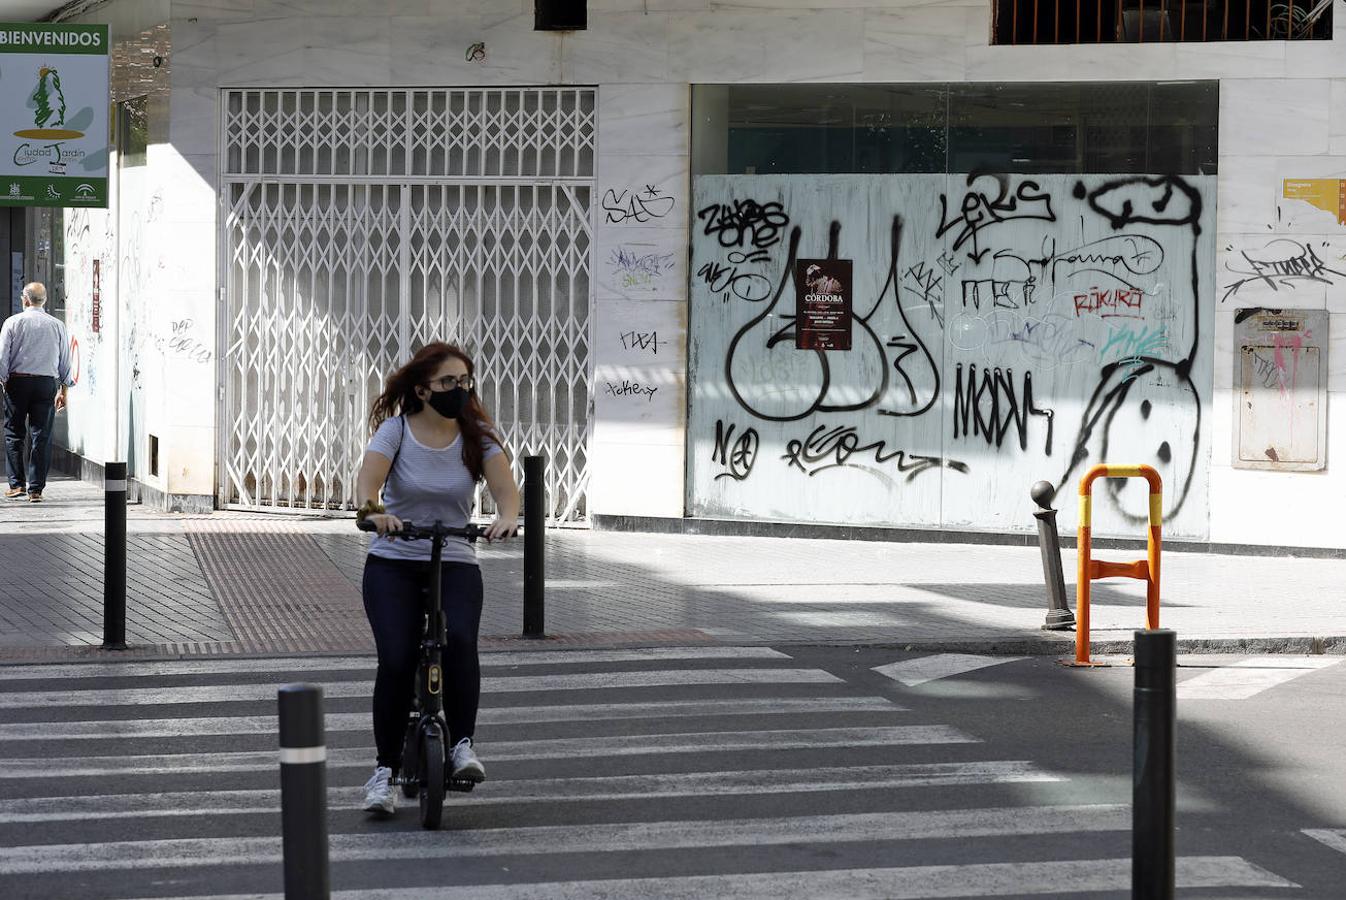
[418,727,446,829]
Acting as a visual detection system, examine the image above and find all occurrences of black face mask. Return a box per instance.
[426,387,467,420]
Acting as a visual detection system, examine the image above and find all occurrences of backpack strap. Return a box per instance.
[388,414,406,473]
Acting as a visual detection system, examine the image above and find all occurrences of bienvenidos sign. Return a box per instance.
[0,23,109,208]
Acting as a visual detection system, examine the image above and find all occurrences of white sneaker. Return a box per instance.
[450,737,486,782]
[362,765,396,816]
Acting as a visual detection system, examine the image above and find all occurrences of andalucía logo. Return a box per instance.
[14,65,83,140]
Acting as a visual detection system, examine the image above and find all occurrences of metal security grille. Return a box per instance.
[992,0,1333,43]
[220,88,595,519]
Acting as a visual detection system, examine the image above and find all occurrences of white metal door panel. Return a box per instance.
[220,88,595,518]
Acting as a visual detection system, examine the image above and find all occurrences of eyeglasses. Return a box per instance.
[424,374,474,392]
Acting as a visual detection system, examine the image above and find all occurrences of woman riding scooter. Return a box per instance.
[354,342,520,816]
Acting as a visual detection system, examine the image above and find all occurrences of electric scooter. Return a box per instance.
[356,518,485,829]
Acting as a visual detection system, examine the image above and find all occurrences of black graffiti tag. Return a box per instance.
[902,262,944,325]
[937,175,1056,262]
[697,200,790,249]
[603,186,675,224]
[1221,240,1346,302]
[783,425,968,481]
[952,364,1055,455]
[711,419,759,481]
[698,249,773,302]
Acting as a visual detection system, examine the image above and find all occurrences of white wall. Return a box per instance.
[55,5,187,500]
[140,0,1346,544]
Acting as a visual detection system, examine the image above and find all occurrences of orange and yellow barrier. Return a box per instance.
[1074,464,1162,666]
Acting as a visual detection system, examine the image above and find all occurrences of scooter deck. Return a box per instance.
[397,775,479,793]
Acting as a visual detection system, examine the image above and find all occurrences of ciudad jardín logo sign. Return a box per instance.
[0,22,108,208]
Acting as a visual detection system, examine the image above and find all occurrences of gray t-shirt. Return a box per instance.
[365,416,504,564]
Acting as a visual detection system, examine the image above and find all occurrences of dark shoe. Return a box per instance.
[27,491,42,503]
[4,486,25,500]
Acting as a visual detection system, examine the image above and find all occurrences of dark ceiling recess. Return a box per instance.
[535,0,587,31]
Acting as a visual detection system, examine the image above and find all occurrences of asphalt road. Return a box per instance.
[0,645,1342,899]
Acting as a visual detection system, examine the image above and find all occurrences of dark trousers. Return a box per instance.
[3,375,57,492]
[362,554,484,773]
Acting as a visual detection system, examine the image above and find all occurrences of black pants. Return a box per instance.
[362,554,484,773]
[3,375,57,492]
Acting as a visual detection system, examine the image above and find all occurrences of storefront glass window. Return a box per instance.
[692,81,1217,176]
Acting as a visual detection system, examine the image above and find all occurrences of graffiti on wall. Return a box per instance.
[688,174,1214,538]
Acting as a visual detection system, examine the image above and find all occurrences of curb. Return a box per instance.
[755,634,1346,657]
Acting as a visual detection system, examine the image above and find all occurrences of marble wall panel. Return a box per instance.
[1331,312,1346,392]
[597,155,689,230]
[388,13,560,86]
[253,0,487,16]
[174,0,254,23]
[591,0,709,9]
[597,83,690,158]
[587,439,685,516]
[596,226,687,301]
[1333,80,1346,155]
[560,13,675,83]
[667,10,865,84]
[1221,79,1332,157]
[214,17,391,85]
[1173,41,1285,80]
[1216,157,1280,235]
[863,6,971,82]
[595,298,687,368]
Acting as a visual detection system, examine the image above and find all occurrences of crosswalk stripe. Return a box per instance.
[0,725,976,778]
[0,696,904,741]
[1303,828,1346,855]
[1176,657,1344,700]
[0,805,1126,874]
[0,761,1061,822]
[872,654,1027,687]
[0,647,790,681]
[132,856,1296,900]
[0,667,842,709]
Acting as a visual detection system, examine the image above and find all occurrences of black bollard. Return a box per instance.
[1031,480,1075,631]
[101,462,128,650]
[522,454,545,638]
[279,684,330,900]
[1133,628,1176,900]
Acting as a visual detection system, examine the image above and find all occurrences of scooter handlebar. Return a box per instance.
[356,519,517,542]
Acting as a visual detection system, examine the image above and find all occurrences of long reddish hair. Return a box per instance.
[369,342,503,482]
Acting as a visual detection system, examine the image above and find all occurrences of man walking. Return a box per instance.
[0,282,73,503]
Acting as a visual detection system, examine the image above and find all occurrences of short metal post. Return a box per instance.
[522,454,545,638]
[1133,628,1176,900]
[101,461,127,650]
[279,684,330,900]
[1031,481,1075,631]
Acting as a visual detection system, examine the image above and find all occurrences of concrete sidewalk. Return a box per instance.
[0,477,1344,661]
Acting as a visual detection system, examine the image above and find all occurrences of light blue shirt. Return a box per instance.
[365,415,504,564]
[0,308,73,385]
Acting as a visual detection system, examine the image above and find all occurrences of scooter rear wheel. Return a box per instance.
[418,728,446,829]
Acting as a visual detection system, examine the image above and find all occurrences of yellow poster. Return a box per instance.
[1283,179,1346,225]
